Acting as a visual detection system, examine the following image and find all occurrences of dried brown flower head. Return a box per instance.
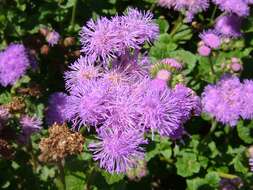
[0,138,14,159]
[7,97,25,113]
[39,124,84,163]
[16,84,42,98]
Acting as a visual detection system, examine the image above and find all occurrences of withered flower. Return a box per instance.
[39,124,84,163]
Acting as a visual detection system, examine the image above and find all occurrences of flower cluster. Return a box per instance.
[0,44,30,87]
[202,75,253,126]
[64,9,201,173]
[198,30,221,56]
[79,8,159,64]
[157,0,210,22]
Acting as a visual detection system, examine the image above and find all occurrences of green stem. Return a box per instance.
[70,0,78,31]
[210,119,217,134]
[218,172,238,179]
[57,160,66,190]
[27,140,38,173]
[210,6,218,25]
[170,14,183,36]
[149,2,156,12]
[85,167,95,190]
[208,56,216,81]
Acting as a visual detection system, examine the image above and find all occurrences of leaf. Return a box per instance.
[156,17,169,33]
[101,172,124,185]
[65,171,86,190]
[176,152,201,177]
[237,120,253,144]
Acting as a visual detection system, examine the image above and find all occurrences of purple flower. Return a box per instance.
[198,44,211,56]
[241,80,253,120]
[64,56,101,91]
[0,44,30,87]
[19,115,42,143]
[212,0,249,17]
[65,79,111,129]
[202,75,243,126]
[174,84,202,122]
[80,8,158,64]
[89,129,147,173]
[139,83,183,138]
[46,30,60,46]
[46,92,68,125]
[121,8,159,45]
[80,17,121,63]
[158,0,209,22]
[214,14,242,37]
[230,62,242,72]
[200,30,221,49]
[156,70,171,81]
[101,84,143,132]
[159,58,183,71]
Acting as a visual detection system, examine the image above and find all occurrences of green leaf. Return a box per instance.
[65,171,86,190]
[176,152,201,177]
[156,17,169,33]
[101,172,124,185]
[237,120,253,144]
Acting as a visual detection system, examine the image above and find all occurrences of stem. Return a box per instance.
[149,2,156,12]
[27,140,38,173]
[170,14,183,36]
[210,120,217,134]
[85,167,95,190]
[218,172,238,179]
[70,0,78,31]
[208,56,216,80]
[210,6,218,25]
[57,160,66,190]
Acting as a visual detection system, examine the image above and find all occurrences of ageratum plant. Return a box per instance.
[1,0,253,190]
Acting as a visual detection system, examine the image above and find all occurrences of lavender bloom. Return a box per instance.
[46,30,60,46]
[198,45,211,56]
[80,17,121,63]
[101,84,143,132]
[212,0,249,17]
[214,14,242,37]
[65,79,111,129]
[202,75,243,126]
[121,8,159,45]
[200,30,221,49]
[158,0,209,22]
[0,44,30,87]
[80,8,158,64]
[64,56,101,91]
[89,129,147,173]
[46,92,68,125]
[159,58,183,71]
[19,115,42,143]
[139,84,183,138]
[156,70,171,81]
[241,80,253,120]
[174,84,202,123]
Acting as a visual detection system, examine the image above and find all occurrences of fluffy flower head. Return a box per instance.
[46,92,69,125]
[89,129,146,173]
[0,44,30,87]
